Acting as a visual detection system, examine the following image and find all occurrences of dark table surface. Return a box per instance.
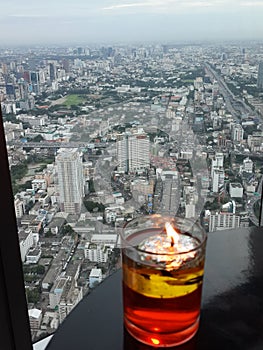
[46,227,263,350]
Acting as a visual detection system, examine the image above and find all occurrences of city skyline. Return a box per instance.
[1,40,263,340]
[1,0,263,45]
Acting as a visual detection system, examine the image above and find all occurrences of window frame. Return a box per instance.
[0,106,33,350]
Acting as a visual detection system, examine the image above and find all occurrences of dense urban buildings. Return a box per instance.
[1,41,263,340]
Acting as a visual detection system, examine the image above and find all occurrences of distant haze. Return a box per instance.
[1,0,263,45]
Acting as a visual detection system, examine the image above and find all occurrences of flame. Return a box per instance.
[165,222,179,247]
[151,338,160,345]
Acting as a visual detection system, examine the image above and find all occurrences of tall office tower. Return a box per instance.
[62,59,70,73]
[29,71,40,94]
[49,63,57,81]
[56,148,84,214]
[18,79,28,100]
[117,132,150,173]
[257,62,263,90]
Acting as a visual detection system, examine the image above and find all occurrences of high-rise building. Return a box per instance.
[29,71,40,94]
[56,148,84,214]
[62,59,70,73]
[211,152,225,193]
[49,63,57,81]
[232,124,244,142]
[242,157,253,173]
[208,213,240,232]
[117,132,150,172]
[257,62,263,90]
[217,133,227,147]
[211,152,224,171]
[185,202,196,219]
[212,168,225,193]
[18,79,28,100]
[14,198,25,218]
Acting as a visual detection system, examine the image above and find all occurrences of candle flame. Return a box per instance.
[165,222,179,247]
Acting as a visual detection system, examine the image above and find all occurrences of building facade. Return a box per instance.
[232,124,244,142]
[84,243,109,263]
[117,132,150,172]
[209,213,240,232]
[56,148,84,214]
[229,183,244,198]
[257,61,263,90]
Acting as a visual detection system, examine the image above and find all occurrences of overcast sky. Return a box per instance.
[1,0,263,45]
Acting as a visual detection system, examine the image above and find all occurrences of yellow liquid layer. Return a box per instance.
[123,263,204,299]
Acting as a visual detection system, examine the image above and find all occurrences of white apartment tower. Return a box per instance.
[212,168,225,193]
[117,132,150,173]
[211,152,224,193]
[14,197,25,218]
[232,124,244,142]
[243,157,253,173]
[56,148,84,214]
[211,152,224,175]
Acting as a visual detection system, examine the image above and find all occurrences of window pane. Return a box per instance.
[1,8,263,343]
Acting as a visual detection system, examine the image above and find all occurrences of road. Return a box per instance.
[8,141,107,149]
[204,63,255,121]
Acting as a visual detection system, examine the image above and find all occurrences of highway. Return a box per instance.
[8,141,107,149]
[204,63,255,121]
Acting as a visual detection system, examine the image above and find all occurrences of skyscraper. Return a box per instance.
[232,124,244,142]
[117,132,150,173]
[211,152,224,178]
[257,62,263,90]
[56,148,84,214]
[212,168,225,193]
[29,71,40,94]
[49,63,57,81]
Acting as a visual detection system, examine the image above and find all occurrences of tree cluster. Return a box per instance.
[84,200,105,213]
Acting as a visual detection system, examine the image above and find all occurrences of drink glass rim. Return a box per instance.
[121,215,207,256]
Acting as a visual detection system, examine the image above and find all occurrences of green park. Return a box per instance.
[62,94,87,107]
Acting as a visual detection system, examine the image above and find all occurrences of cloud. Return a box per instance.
[8,14,49,18]
[102,1,161,10]
[184,1,214,7]
[102,0,226,12]
[241,1,263,6]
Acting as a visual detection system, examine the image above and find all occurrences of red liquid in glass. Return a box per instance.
[122,254,204,347]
